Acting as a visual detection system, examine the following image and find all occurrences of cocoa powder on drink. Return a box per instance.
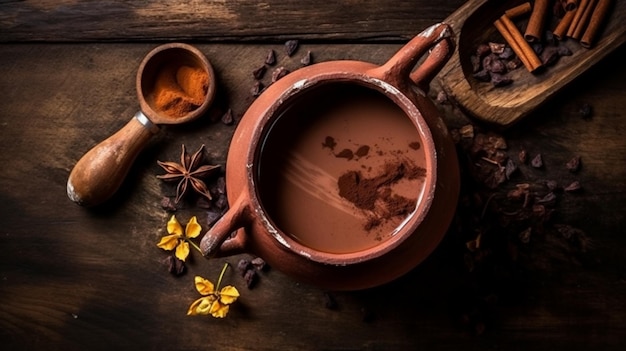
[336,156,426,231]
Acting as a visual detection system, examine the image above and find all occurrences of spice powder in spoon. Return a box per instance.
[153,65,209,118]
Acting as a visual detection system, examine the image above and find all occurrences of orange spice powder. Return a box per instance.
[153,65,209,118]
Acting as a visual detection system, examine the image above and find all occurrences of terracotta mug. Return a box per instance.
[200,23,460,290]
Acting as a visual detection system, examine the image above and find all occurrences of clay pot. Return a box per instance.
[200,23,460,290]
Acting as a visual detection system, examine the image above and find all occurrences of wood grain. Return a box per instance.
[0,0,465,43]
[1,40,625,350]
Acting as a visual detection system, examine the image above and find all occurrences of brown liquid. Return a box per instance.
[257,83,427,254]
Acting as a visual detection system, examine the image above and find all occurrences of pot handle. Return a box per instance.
[369,22,455,92]
[199,193,251,258]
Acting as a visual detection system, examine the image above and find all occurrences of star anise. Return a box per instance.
[157,144,220,204]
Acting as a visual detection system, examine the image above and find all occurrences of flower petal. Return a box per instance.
[185,216,202,239]
[156,235,179,251]
[194,276,215,295]
[219,286,240,305]
[175,241,190,261]
[210,301,229,318]
[187,297,204,315]
[187,296,213,316]
[167,215,184,236]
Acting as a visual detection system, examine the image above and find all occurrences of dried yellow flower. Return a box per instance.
[157,215,202,261]
[188,263,240,318]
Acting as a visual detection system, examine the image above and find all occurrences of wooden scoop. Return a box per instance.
[438,0,626,127]
[67,43,216,207]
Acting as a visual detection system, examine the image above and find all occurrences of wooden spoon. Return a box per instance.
[438,0,625,127]
[67,43,216,207]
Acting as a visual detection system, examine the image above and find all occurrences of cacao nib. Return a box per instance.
[265,49,276,65]
[271,67,289,82]
[252,65,266,80]
[476,43,491,58]
[300,50,312,66]
[284,39,299,57]
[564,181,581,192]
[473,69,491,82]
[221,108,234,125]
[531,154,543,168]
[491,73,513,87]
[566,156,581,172]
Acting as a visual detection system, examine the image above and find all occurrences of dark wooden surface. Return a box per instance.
[1,1,625,350]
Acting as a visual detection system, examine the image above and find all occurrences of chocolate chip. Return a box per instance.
[265,49,276,65]
[244,269,258,289]
[473,69,491,82]
[221,108,234,125]
[489,59,507,74]
[476,43,491,58]
[251,257,267,271]
[284,39,299,57]
[252,65,266,80]
[540,46,560,66]
[160,196,177,212]
[557,45,573,56]
[271,67,289,82]
[566,156,581,173]
[300,50,312,66]
[518,148,528,164]
[564,181,581,192]
[237,259,251,276]
[251,81,264,97]
[531,154,543,168]
[498,47,515,60]
[491,73,513,87]
[488,42,505,54]
[165,255,186,276]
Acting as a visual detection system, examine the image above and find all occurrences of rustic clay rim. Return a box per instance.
[136,43,216,125]
[246,72,438,266]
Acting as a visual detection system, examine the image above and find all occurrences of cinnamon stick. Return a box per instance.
[553,8,577,40]
[494,15,543,73]
[525,0,550,42]
[567,0,596,38]
[572,0,599,39]
[567,0,587,36]
[565,0,579,11]
[581,0,612,48]
[505,2,532,19]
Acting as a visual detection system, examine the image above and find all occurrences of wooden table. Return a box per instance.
[1,1,625,349]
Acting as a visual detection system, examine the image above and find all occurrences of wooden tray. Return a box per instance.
[438,0,626,127]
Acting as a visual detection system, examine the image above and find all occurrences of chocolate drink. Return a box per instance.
[257,83,428,254]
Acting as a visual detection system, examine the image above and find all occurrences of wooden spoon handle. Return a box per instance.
[67,112,158,207]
